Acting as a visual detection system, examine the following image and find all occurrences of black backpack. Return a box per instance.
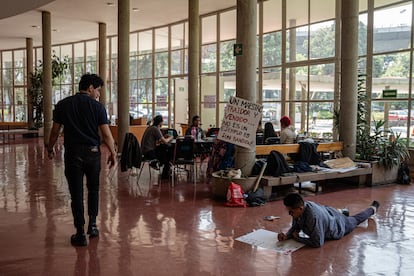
[265,150,291,177]
[398,162,411,185]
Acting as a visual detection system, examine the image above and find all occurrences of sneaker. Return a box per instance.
[371,200,380,214]
[87,224,99,238]
[71,233,87,246]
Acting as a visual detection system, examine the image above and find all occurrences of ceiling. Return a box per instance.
[0,0,236,51]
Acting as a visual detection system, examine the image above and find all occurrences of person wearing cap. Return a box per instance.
[280,116,296,144]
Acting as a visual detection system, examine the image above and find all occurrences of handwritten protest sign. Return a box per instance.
[217,96,263,149]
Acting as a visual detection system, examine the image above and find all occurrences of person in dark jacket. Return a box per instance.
[47,73,116,247]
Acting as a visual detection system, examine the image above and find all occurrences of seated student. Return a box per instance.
[185,115,205,140]
[206,139,235,177]
[263,122,280,144]
[264,122,276,140]
[141,115,174,179]
[279,116,296,144]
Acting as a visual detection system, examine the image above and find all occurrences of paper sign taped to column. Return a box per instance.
[217,96,263,149]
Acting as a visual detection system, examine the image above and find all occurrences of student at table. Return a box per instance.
[141,115,173,179]
[185,115,205,140]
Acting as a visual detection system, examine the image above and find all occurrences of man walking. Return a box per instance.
[47,73,116,246]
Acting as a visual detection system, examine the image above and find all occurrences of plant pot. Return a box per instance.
[368,161,398,186]
[211,171,257,199]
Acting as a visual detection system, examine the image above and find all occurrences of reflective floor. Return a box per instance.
[1,138,414,275]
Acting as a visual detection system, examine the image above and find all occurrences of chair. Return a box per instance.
[137,154,159,183]
[171,137,196,186]
[265,137,280,145]
[206,127,220,137]
[256,132,264,145]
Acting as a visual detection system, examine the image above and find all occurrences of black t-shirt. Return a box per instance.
[53,92,108,147]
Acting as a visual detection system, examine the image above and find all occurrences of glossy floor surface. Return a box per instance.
[1,138,414,276]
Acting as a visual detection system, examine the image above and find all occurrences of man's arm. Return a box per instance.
[295,216,324,248]
[159,135,173,144]
[99,124,117,167]
[47,122,62,159]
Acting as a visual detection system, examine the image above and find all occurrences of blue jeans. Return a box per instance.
[64,145,101,231]
[344,207,375,235]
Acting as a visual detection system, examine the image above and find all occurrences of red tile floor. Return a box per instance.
[1,137,414,275]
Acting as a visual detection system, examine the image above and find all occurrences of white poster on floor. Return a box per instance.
[217,96,263,149]
[236,229,305,254]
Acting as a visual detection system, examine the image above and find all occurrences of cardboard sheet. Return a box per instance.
[235,229,305,254]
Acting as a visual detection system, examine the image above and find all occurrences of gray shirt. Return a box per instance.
[141,125,163,154]
[280,125,296,144]
[286,201,346,247]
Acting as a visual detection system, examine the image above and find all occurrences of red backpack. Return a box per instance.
[225,182,246,207]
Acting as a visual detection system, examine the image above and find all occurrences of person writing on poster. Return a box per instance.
[47,73,116,247]
[278,193,380,248]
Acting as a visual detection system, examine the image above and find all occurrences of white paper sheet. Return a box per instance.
[235,229,305,254]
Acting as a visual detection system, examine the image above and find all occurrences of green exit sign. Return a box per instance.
[233,44,243,56]
[383,89,397,98]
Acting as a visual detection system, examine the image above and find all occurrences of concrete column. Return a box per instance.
[288,19,297,127]
[117,0,130,151]
[42,11,52,146]
[235,0,257,176]
[99,22,107,107]
[281,0,287,116]
[340,0,359,159]
[26,38,34,129]
[365,0,374,125]
[188,0,200,123]
[333,0,341,141]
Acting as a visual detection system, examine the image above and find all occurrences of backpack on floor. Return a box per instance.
[397,162,411,185]
[225,182,246,207]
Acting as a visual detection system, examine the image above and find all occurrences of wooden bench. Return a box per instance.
[255,141,373,199]
[0,122,29,130]
[256,141,344,156]
[0,122,38,143]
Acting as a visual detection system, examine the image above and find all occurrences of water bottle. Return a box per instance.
[191,127,197,139]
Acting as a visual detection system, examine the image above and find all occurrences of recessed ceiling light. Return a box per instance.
[106,2,115,6]
[132,8,140,12]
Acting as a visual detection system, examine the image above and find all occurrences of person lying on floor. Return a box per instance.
[277,193,380,248]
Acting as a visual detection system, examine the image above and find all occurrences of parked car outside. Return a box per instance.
[388,110,408,121]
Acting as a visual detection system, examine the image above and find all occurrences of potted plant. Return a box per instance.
[355,74,410,185]
[28,52,69,129]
